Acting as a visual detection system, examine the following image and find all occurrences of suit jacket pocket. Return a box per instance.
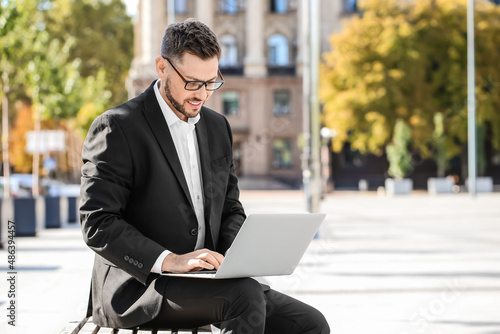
[211,155,231,169]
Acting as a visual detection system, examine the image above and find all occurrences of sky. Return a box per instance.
[123,0,138,16]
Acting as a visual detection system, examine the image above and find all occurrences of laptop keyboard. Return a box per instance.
[189,270,217,274]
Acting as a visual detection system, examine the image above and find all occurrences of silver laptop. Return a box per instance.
[161,213,326,279]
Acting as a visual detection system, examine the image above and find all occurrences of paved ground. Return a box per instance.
[1,190,500,334]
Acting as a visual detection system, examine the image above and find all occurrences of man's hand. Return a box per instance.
[161,249,224,273]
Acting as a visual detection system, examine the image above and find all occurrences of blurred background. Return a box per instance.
[1,0,499,202]
[1,1,500,333]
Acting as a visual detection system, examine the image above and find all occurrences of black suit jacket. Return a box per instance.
[80,82,246,328]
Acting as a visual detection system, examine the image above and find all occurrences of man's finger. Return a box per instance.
[187,258,215,271]
[199,250,225,266]
[196,252,222,270]
[209,251,225,265]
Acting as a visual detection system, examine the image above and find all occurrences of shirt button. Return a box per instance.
[190,228,198,236]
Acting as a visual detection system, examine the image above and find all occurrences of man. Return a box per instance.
[80,19,329,333]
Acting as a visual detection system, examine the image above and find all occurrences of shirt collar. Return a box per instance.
[153,79,200,127]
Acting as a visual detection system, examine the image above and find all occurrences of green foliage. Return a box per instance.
[72,69,112,138]
[320,0,500,175]
[44,0,133,108]
[27,33,81,119]
[433,112,447,177]
[0,0,40,95]
[26,32,111,123]
[1,0,132,138]
[386,119,413,179]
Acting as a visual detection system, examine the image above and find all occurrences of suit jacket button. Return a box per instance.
[138,263,143,269]
[133,260,138,266]
[190,228,198,236]
[124,255,129,261]
[129,258,134,264]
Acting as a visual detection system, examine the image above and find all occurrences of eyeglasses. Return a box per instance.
[163,56,224,91]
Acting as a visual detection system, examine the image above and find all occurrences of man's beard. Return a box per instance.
[164,78,202,119]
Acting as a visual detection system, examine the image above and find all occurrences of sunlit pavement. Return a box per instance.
[1,190,500,334]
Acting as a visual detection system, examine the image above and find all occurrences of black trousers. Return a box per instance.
[142,277,330,334]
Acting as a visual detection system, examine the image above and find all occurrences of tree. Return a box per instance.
[71,69,111,138]
[433,112,448,177]
[25,31,87,194]
[386,119,413,179]
[1,0,123,177]
[43,0,134,109]
[320,0,500,177]
[1,0,115,189]
[8,101,34,173]
[1,0,45,195]
[0,0,40,94]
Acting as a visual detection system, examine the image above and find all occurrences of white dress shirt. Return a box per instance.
[151,79,206,273]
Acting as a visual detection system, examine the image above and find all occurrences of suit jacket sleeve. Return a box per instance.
[80,113,165,285]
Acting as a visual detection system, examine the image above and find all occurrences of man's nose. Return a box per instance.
[194,85,210,99]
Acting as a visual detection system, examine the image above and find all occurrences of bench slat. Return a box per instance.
[62,318,212,334]
[78,321,100,334]
[59,320,84,334]
[135,330,154,334]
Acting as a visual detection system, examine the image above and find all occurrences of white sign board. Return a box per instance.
[26,130,66,154]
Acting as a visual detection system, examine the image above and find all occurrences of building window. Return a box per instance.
[268,34,289,66]
[220,35,238,67]
[219,0,238,14]
[222,91,240,116]
[343,0,358,13]
[273,90,291,116]
[273,139,292,169]
[174,0,187,14]
[270,0,288,13]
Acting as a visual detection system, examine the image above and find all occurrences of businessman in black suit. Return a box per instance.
[80,19,329,333]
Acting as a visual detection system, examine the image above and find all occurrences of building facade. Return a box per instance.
[129,0,500,191]
[128,0,355,188]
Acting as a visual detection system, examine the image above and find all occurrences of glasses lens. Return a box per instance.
[185,82,202,91]
[206,82,223,91]
[184,81,224,91]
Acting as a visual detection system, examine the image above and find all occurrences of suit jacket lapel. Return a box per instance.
[195,111,214,240]
[141,83,194,208]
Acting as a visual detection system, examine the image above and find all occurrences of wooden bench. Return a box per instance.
[59,317,213,334]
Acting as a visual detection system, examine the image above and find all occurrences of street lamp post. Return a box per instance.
[300,0,312,212]
[467,0,477,197]
[2,72,10,198]
[309,0,322,213]
[301,0,322,213]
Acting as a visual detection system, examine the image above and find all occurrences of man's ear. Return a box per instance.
[155,56,167,76]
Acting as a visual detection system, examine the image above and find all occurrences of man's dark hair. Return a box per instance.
[161,19,221,62]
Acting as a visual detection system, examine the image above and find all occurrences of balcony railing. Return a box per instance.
[267,65,296,76]
[220,66,244,76]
